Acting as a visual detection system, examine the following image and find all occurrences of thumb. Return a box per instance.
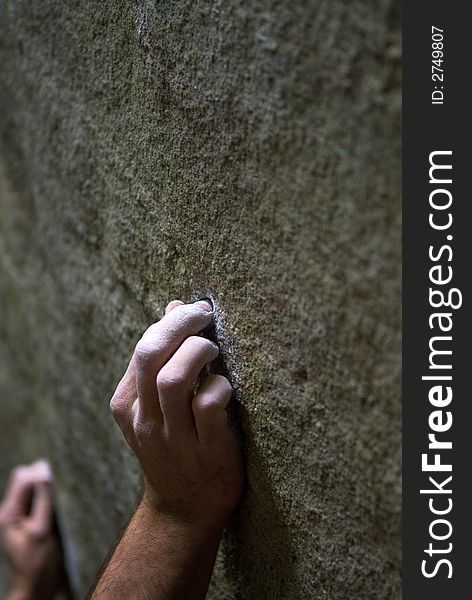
[28,481,54,535]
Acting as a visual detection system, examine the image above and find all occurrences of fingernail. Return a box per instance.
[195,300,213,312]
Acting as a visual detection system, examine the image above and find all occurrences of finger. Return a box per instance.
[111,300,185,416]
[0,466,33,518]
[192,374,233,445]
[110,300,206,422]
[134,301,213,421]
[0,461,52,519]
[157,336,219,434]
[110,360,138,426]
[28,480,54,535]
[165,299,184,314]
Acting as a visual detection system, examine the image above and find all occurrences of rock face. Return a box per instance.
[0,1,401,598]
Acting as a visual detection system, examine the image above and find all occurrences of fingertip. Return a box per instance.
[192,375,234,445]
[195,374,233,410]
[194,299,213,313]
[209,374,233,396]
[33,459,53,482]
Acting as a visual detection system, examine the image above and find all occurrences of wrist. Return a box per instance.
[139,488,227,543]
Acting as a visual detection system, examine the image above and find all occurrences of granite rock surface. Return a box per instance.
[0,1,401,597]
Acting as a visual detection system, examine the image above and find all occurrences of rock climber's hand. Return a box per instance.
[0,461,65,600]
[110,299,244,531]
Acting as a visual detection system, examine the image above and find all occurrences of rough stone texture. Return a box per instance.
[0,1,401,598]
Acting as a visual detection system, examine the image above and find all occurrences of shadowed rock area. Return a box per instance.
[0,1,401,597]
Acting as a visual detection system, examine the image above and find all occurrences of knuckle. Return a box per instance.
[109,396,127,420]
[156,368,186,391]
[134,339,158,368]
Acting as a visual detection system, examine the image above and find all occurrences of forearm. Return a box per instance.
[88,497,224,600]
